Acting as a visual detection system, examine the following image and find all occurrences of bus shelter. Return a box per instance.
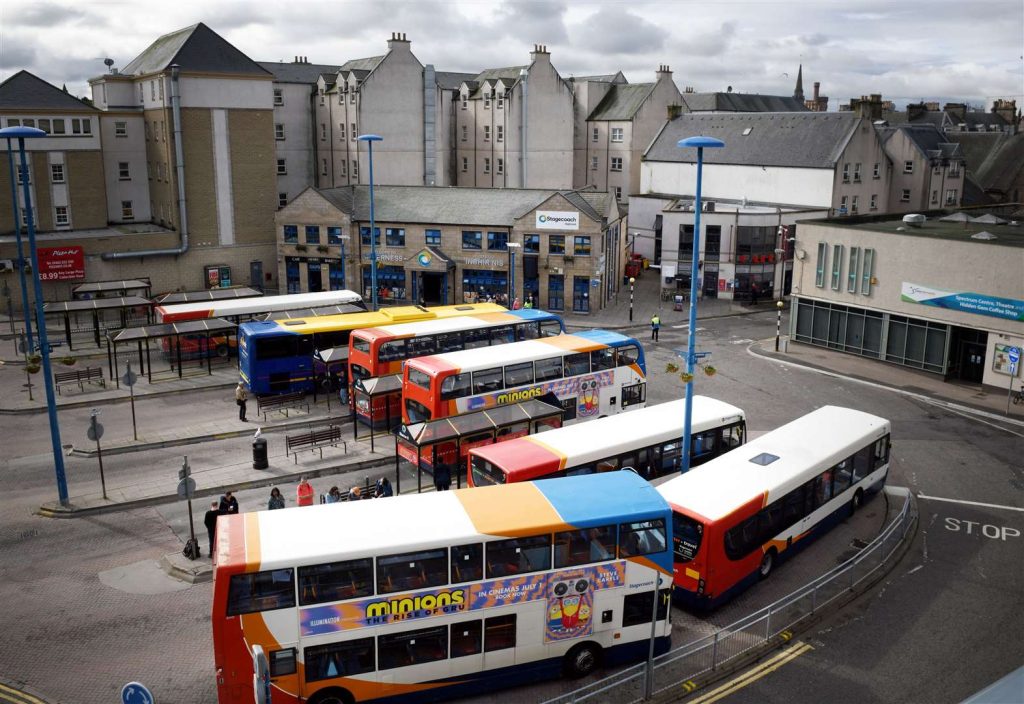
[352,374,402,451]
[73,279,151,300]
[154,287,263,305]
[313,346,348,410]
[107,319,238,386]
[393,400,563,494]
[44,296,153,350]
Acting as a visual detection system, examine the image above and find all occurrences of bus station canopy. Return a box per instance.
[266,302,367,320]
[109,318,237,343]
[397,399,562,446]
[354,374,402,397]
[314,346,348,365]
[154,287,263,305]
[72,279,151,296]
[44,296,152,314]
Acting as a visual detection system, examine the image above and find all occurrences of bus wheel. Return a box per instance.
[309,688,354,704]
[563,642,601,678]
[758,549,776,580]
[851,489,865,514]
[215,344,229,358]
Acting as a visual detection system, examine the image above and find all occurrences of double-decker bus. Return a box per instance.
[657,405,891,610]
[156,290,363,324]
[239,303,505,395]
[401,330,646,425]
[212,472,673,704]
[468,397,746,487]
[350,310,564,427]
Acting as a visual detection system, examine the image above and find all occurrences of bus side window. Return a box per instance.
[464,329,490,349]
[298,558,373,605]
[377,549,448,594]
[412,336,437,357]
[833,457,853,494]
[227,569,296,616]
[564,353,590,376]
[484,614,516,652]
[504,362,534,388]
[305,638,374,682]
[451,543,483,583]
[722,423,744,449]
[378,339,407,363]
[441,372,471,400]
[490,325,514,344]
[486,535,551,577]
[852,446,873,482]
[540,320,563,337]
[873,436,889,468]
[616,344,640,367]
[450,620,483,658]
[535,357,563,382]
[472,368,504,394]
[591,348,616,371]
[438,333,461,353]
[814,469,834,507]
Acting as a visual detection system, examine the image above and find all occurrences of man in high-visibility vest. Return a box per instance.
[650,313,661,342]
[296,476,315,507]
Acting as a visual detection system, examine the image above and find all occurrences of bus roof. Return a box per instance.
[352,309,559,343]
[156,290,361,322]
[407,329,637,376]
[657,406,890,522]
[239,303,507,339]
[471,397,745,477]
[221,472,669,572]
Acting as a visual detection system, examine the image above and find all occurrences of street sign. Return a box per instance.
[122,368,138,387]
[1008,347,1020,365]
[177,477,196,499]
[120,681,154,704]
[87,421,104,442]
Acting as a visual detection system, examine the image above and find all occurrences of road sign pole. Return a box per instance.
[180,456,200,559]
[90,411,107,500]
[1007,348,1020,416]
[126,362,138,441]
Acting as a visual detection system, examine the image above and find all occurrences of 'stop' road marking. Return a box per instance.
[918,493,1024,513]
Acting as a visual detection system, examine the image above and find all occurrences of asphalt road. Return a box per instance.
[0,309,1020,704]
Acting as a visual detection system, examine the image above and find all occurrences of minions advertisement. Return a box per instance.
[543,563,624,642]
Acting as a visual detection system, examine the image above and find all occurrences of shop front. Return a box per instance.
[405,247,455,306]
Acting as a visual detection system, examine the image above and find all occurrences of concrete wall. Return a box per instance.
[178,75,272,110]
[99,114,151,224]
[643,161,835,208]
[516,53,574,190]
[273,82,316,202]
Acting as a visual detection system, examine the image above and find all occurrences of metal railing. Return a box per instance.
[543,488,916,704]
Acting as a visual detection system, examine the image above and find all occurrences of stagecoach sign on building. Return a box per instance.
[36,246,84,281]
[535,211,580,230]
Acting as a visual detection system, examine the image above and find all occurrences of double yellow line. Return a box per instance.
[0,682,48,704]
[685,641,814,703]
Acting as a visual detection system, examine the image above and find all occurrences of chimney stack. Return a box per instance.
[813,82,820,101]
[943,102,967,122]
[656,64,672,80]
[992,99,1016,126]
[530,44,550,63]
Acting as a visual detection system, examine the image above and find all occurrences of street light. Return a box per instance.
[357,134,383,311]
[776,300,785,352]
[4,135,35,353]
[506,241,521,306]
[0,126,68,505]
[629,276,636,322]
[339,233,350,291]
[676,135,725,474]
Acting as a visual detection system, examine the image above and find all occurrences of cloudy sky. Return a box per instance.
[1,0,1021,109]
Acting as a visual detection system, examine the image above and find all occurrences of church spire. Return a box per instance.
[793,64,804,102]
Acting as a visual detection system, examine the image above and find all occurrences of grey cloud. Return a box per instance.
[572,7,668,55]
[0,41,37,71]
[204,6,271,32]
[495,1,569,45]
[12,2,92,27]
[799,33,829,47]
[676,21,736,57]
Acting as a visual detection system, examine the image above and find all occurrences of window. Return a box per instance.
[270,649,296,677]
[611,127,624,142]
[451,543,483,582]
[842,163,850,183]
[305,226,320,244]
[870,194,878,210]
[840,195,848,213]
[328,259,346,290]
[524,234,539,253]
[484,94,491,109]
[385,228,405,247]
[903,160,914,174]
[496,126,503,142]
[7,118,19,127]
[461,125,468,142]
[52,119,65,135]
[320,123,326,141]
[945,189,958,205]
[72,118,89,135]
[931,190,938,205]
[118,162,130,180]
[273,89,283,106]
[619,518,667,557]
[847,247,860,292]
[340,160,347,177]
[860,248,874,295]
[830,244,843,290]
[614,186,622,201]
[487,232,508,251]
[351,123,356,141]
[298,558,372,605]
[451,620,482,658]
[535,356,563,381]
[360,227,380,246]
[461,97,468,110]
[440,372,471,400]
[472,367,503,394]
[461,157,468,173]
[114,121,127,137]
[851,195,859,213]
[590,156,598,171]
[50,164,65,184]
[548,275,564,310]
[486,535,551,577]
[611,157,622,172]
[305,638,374,681]
[283,225,298,243]
[277,159,287,175]
[54,207,69,226]
[318,94,324,106]
[377,548,448,594]
[873,162,880,179]
[483,158,490,174]
[350,92,356,105]
[274,123,285,140]
[326,226,343,245]
[497,93,504,109]
[621,382,646,408]
[564,352,590,376]
[227,569,296,615]
[949,163,961,178]
[496,158,504,175]
[484,614,516,651]
[21,119,34,128]
[815,242,828,288]
[592,127,599,142]
[504,362,534,388]
[338,122,346,141]
[554,525,615,567]
[37,118,51,134]
[352,160,358,179]
[321,158,328,176]
[150,81,156,100]
[483,126,490,142]
[285,260,301,294]
[549,235,565,255]
[157,162,165,180]
[121,200,134,220]
[425,229,441,245]
[378,626,448,671]
[853,163,862,182]
[462,230,482,250]
[622,589,670,627]
[900,189,910,202]
[574,236,591,256]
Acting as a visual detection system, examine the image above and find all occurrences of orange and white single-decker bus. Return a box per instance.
[468,397,746,487]
[657,405,891,610]
[212,471,673,703]
[401,330,646,426]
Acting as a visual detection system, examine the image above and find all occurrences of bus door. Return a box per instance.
[263,643,299,701]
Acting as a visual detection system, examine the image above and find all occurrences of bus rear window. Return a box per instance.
[256,335,311,360]
[408,368,432,390]
[405,399,431,423]
[672,512,703,563]
[227,568,296,615]
[471,457,507,487]
[351,337,370,355]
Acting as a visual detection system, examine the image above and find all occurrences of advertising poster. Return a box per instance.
[36,246,85,281]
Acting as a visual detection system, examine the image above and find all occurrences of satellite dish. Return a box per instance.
[103,58,114,68]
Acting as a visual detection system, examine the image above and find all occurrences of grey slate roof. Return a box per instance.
[122,23,271,77]
[683,93,808,113]
[313,186,606,226]
[879,124,963,161]
[588,83,656,121]
[570,72,627,84]
[435,72,477,90]
[973,132,1024,193]
[645,112,860,169]
[475,66,528,83]
[340,56,384,73]
[0,71,97,111]
[257,61,343,84]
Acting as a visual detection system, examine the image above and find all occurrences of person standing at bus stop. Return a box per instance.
[235,382,248,422]
[296,477,315,507]
[650,313,661,342]
[204,501,220,557]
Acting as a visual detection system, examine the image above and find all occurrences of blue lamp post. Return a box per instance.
[357,134,383,311]
[4,136,35,353]
[676,135,724,474]
[0,126,68,504]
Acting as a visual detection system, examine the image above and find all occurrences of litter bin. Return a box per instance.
[252,437,269,470]
[673,294,685,311]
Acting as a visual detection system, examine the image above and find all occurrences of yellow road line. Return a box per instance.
[0,682,46,704]
[686,641,814,704]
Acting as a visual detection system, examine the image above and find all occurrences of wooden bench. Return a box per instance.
[285,425,346,463]
[257,391,310,420]
[54,366,106,395]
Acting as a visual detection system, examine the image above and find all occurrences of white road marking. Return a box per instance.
[918,494,1024,513]
[731,338,753,344]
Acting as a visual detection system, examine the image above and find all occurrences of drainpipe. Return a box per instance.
[520,68,528,188]
[103,64,188,260]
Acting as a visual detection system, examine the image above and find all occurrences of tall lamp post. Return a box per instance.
[506,241,521,305]
[4,136,35,353]
[677,136,724,474]
[0,126,68,504]
[776,300,785,352]
[357,134,383,311]
[339,233,350,290]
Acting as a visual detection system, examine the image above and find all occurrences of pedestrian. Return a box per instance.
[268,487,285,510]
[296,476,315,507]
[524,296,533,309]
[512,296,521,310]
[325,486,342,504]
[348,486,363,501]
[219,490,239,515]
[418,295,426,308]
[375,477,393,498]
[434,463,452,492]
[235,382,249,421]
[203,501,220,557]
[650,313,661,342]
[750,283,759,305]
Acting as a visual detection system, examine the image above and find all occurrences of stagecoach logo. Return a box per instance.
[536,211,580,231]
[364,589,467,622]
[416,250,433,267]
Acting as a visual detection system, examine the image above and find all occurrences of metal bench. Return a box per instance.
[285,426,346,463]
[54,366,106,395]
[257,391,310,420]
